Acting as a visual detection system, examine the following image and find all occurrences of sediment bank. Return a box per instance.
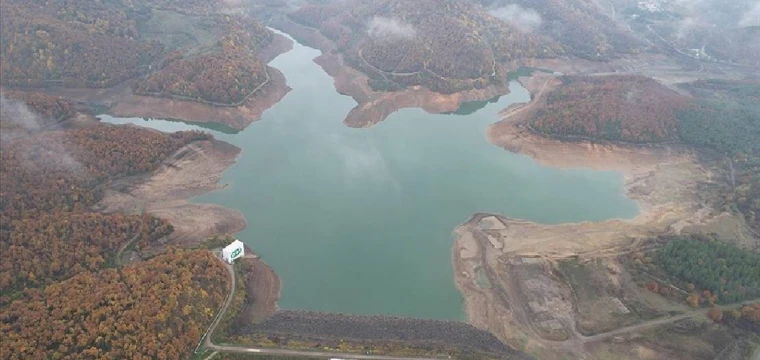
[452,73,755,355]
[96,136,246,249]
[270,16,511,128]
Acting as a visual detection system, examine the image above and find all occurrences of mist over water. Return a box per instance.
[101,33,638,319]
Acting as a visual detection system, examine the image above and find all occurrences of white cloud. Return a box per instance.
[367,16,417,40]
[488,4,543,33]
[0,93,83,173]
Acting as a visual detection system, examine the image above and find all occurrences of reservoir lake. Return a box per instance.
[101,33,638,320]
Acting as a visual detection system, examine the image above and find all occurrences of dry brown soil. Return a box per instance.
[238,254,282,324]
[97,136,246,248]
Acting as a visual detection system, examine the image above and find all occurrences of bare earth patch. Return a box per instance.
[238,254,282,324]
[97,138,246,248]
[452,73,757,359]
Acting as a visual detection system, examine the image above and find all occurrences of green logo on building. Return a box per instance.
[231,247,242,259]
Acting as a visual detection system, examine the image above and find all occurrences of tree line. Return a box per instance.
[531,75,688,143]
[676,79,760,231]
[654,237,760,304]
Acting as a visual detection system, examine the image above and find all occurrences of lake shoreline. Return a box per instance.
[453,72,753,353]
[92,24,740,357]
[30,33,294,131]
[270,16,512,128]
[95,132,247,249]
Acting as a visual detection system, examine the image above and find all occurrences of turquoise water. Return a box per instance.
[101,34,638,320]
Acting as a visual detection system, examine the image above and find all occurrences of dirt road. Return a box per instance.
[200,259,236,352]
[114,234,139,267]
[579,299,760,344]
[497,75,555,120]
[207,345,449,360]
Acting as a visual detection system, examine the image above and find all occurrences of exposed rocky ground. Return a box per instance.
[240,310,535,359]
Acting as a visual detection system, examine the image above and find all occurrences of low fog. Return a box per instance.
[0,95,42,139]
[671,0,760,29]
[739,1,760,27]
[487,4,543,33]
[0,94,83,173]
[367,16,417,39]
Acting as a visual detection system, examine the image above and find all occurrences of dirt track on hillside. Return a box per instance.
[97,138,246,249]
[39,34,293,130]
[272,16,512,128]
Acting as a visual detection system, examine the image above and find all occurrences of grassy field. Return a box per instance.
[558,258,688,335]
[588,318,760,360]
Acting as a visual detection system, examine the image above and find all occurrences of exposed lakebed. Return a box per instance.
[101,33,638,320]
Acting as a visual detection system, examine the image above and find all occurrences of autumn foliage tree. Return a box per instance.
[0,249,230,360]
[531,75,689,143]
[0,0,162,88]
[707,307,723,322]
[740,303,760,324]
[289,0,562,93]
[133,14,273,105]
[0,212,171,296]
[0,92,229,358]
[1,0,275,108]
[686,294,701,308]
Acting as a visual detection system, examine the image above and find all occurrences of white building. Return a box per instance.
[222,239,245,264]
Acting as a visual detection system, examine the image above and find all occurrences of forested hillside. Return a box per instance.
[0,91,77,142]
[289,0,561,93]
[0,249,229,359]
[677,79,760,231]
[530,75,688,143]
[677,80,760,155]
[0,0,162,88]
[0,125,207,221]
[0,0,274,105]
[475,0,644,59]
[527,77,760,231]
[1,91,76,123]
[0,92,229,359]
[133,15,272,104]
